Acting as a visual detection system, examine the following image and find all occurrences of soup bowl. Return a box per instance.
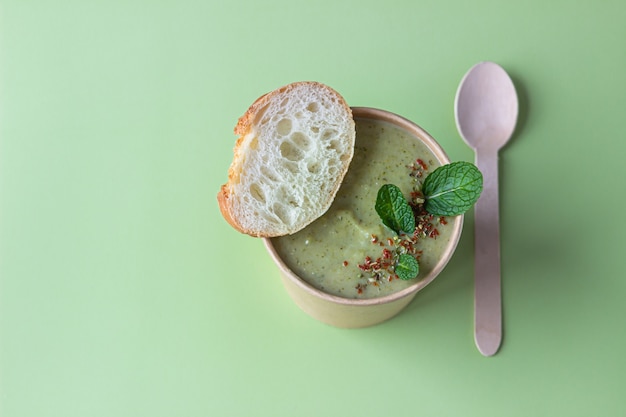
[263,107,463,328]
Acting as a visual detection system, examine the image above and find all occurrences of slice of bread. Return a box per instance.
[218,81,355,237]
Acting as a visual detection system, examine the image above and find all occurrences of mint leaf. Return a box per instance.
[396,253,419,280]
[422,161,483,216]
[375,184,416,234]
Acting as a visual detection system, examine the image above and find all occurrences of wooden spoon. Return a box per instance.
[454,61,518,356]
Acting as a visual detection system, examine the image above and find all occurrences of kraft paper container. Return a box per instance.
[264,107,463,328]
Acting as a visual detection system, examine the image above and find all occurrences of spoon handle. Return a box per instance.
[473,149,502,356]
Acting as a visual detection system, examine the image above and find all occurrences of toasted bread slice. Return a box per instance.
[218,82,355,237]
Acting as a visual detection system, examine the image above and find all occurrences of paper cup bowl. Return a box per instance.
[263,107,463,328]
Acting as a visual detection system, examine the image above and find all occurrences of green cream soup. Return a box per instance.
[271,117,454,299]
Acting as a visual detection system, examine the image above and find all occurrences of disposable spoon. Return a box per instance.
[454,62,518,356]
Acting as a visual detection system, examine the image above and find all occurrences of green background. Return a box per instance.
[1,1,625,416]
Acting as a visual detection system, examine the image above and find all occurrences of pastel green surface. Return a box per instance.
[1,1,625,416]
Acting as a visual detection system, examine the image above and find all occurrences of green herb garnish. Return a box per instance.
[395,254,419,280]
[371,161,483,283]
[374,184,416,235]
[422,161,483,216]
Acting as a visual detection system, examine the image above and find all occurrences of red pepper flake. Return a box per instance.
[382,249,392,259]
[429,228,440,238]
[358,256,373,271]
[417,158,428,170]
[343,260,349,267]
[439,216,448,225]
[387,238,394,246]
[371,234,378,244]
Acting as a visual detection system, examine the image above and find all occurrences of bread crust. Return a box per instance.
[218,81,354,237]
[217,184,244,234]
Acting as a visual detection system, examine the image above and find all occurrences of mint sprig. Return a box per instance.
[374,184,416,235]
[395,254,419,280]
[372,161,483,283]
[422,161,483,216]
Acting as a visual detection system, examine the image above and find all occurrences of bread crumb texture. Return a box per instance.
[219,82,355,237]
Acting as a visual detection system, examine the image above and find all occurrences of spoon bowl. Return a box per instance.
[455,62,518,150]
[454,61,518,356]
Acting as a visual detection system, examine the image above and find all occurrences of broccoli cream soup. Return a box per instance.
[271,116,454,299]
